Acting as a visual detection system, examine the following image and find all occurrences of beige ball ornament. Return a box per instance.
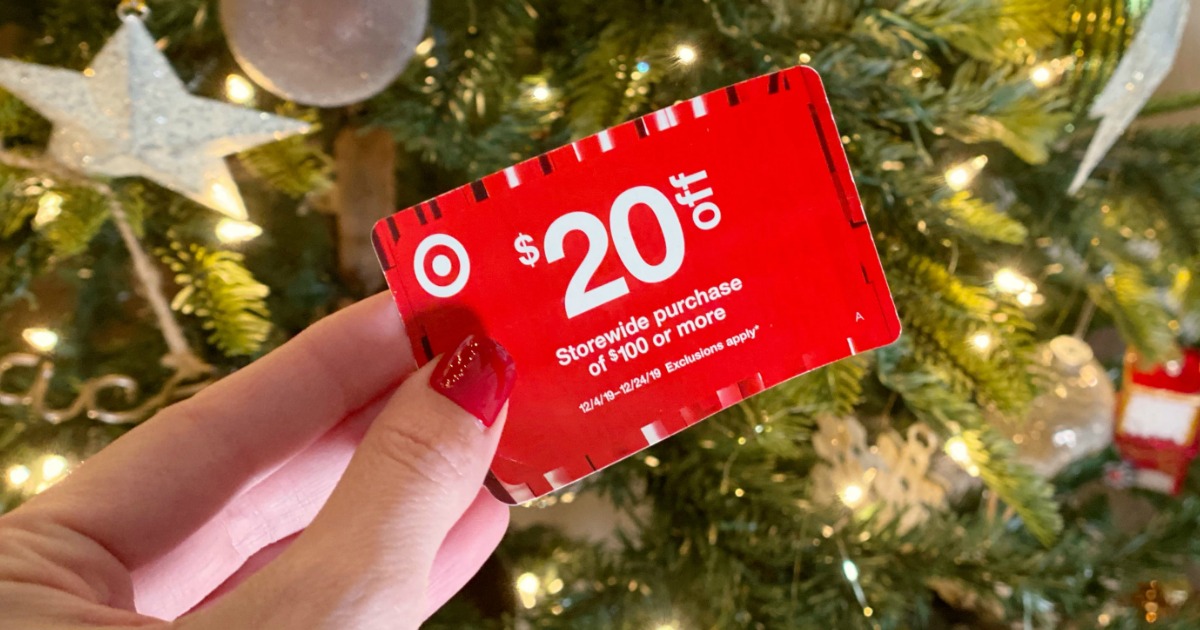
[220,0,430,107]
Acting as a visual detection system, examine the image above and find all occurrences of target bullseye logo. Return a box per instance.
[413,234,470,298]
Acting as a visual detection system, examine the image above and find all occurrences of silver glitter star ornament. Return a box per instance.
[0,14,310,220]
[1069,0,1190,194]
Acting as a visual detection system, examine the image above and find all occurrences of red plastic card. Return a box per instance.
[373,66,900,504]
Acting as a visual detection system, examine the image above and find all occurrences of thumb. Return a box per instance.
[188,335,515,629]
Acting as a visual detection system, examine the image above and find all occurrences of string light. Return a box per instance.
[840,483,865,507]
[842,558,860,582]
[838,545,872,617]
[945,436,981,477]
[1030,64,1054,87]
[34,191,63,228]
[224,74,256,105]
[516,571,540,609]
[41,455,68,481]
[992,268,1041,307]
[547,578,564,594]
[215,218,263,244]
[529,83,552,102]
[944,155,989,191]
[993,268,1032,294]
[414,37,435,56]
[1029,59,1069,88]
[6,465,30,487]
[971,332,994,352]
[945,167,972,189]
[636,61,651,73]
[945,437,970,465]
[6,455,73,494]
[674,44,698,65]
[517,572,540,595]
[22,327,59,352]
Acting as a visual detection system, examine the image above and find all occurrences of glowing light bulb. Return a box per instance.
[654,624,678,630]
[516,572,540,596]
[644,455,660,468]
[944,155,989,191]
[34,192,63,228]
[1030,64,1054,87]
[842,558,860,582]
[993,268,1030,294]
[841,484,864,506]
[971,332,994,352]
[414,37,435,56]
[41,455,68,481]
[674,44,698,64]
[215,218,263,244]
[636,61,651,73]
[945,437,971,465]
[6,465,30,487]
[547,578,564,594]
[224,74,256,105]
[1017,291,1035,306]
[530,84,552,102]
[945,166,971,189]
[516,571,540,609]
[22,327,59,352]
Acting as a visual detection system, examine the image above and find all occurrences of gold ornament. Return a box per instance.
[0,351,214,425]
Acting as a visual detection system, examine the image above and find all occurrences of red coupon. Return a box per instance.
[373,66,900,504]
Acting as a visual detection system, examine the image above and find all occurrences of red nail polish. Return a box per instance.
[430,335,516,428]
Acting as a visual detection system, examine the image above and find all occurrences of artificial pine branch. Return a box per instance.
[161,240,272,358]
[237,107,333,199]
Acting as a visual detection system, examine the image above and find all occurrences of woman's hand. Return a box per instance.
[0,294,515,629]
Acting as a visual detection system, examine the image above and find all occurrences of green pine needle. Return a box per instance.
[162,241,272,358]
[237,108,332,199]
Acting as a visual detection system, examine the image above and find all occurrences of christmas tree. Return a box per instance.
[2,0,1200,627]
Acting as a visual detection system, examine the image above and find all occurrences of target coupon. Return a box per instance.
[373,66,900,504]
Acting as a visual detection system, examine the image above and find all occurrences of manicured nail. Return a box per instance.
[430,334,516,429]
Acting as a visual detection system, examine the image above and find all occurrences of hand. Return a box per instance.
[0,294,516,629]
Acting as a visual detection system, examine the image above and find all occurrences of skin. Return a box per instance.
[0,293,511,629]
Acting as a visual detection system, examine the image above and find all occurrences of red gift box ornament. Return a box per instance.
[1113,349,1200,494]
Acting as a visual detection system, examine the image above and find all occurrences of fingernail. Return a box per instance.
[430,335,516,429]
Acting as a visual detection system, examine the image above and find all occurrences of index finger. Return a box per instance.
[17,293,416,572]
